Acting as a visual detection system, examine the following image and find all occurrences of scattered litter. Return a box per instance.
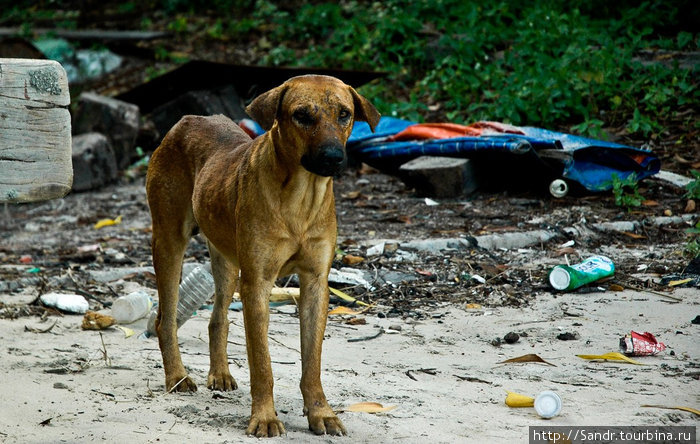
[504,390,562,419]
[576,352,644,365]
[424,197,439,206]
[340,402,397,414]
[111,291,153,324]
[619,331,666,356]
[94,215,122,229]
[534,391,562,419]
[692,315,700,325]
[641,405,700,417]
[26,267,41,274]
[81,311,117,330]
[40,292,89,314]
[498,354,557,367]
[116,325,135,338]
[19,255,32,264]
[328,268,373,290]
[505,390,534,407]
[366,242,385,256]
[329,286,370,307]
[548,255,615,291]
[470,274,486,284]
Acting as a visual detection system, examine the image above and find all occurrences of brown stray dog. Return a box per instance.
[146,75,380,437]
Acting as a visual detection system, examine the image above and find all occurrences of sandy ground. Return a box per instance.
[0,283,697,443]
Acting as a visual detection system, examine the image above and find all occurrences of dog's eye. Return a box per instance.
[293,109,314,126]
[338,109,351,122]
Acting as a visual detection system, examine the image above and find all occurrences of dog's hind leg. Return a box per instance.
[146,149,199,393]
[207,242,238,391]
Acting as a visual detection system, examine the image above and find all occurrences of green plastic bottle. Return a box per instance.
[548,256,615,291]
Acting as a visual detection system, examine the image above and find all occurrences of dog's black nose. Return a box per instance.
[301,145,347,177]
[320,147,345,167]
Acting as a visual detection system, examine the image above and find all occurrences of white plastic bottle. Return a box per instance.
[145,264,214,337]
[112,291,153,323]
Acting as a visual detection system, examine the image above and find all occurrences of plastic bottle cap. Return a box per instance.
[548,267,571,290]
[549,179,569,198]
[534,391,562,418]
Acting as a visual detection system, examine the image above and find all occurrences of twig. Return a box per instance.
[99,332,112,367]
[168,375,189,393]
[624,282,683,302]
[91,389,116,399]
[453,374,491,384]
[269,335,300,354]
[348,328,384,343]
[149,419,178,443]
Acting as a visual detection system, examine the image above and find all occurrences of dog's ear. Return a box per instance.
[349,87,381,132]
[246,85,288,131]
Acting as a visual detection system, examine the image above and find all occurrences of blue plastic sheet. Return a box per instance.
[347,118,660,192]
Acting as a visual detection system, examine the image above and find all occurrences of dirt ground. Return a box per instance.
[1,165,698,443]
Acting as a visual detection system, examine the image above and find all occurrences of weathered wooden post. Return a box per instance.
[0,58,72,203]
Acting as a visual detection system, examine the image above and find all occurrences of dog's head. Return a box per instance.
[246,75,380,177]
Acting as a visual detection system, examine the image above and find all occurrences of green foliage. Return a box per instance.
[228,0,698,132]
[685,221,700,258]
[685,170,700,200]
[611,174,645,210]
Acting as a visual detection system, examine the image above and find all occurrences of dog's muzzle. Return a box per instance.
[301,145,347,177]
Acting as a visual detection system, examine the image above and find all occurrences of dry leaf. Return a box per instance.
[641,200,659,207]
[465,303,482,310]
[328,306,360,316]
[684,199,696,213]
[498,354,557,367]
[576,352,644,365]
[609,283,625,291]
[641,404,700,417]
[342,254,365,265]
[343,402,397,414]
[346,317,367,325]
[621,231,646,239]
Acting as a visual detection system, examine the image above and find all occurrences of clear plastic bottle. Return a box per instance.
[145,264,214,337]
[112,291,153,323]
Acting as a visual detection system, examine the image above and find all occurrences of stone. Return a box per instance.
[72,92,140,170]
[71,133,118,191]
[399,156,479,197]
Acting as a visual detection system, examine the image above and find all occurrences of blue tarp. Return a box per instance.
[347,118,660,192]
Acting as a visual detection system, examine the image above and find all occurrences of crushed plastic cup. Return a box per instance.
[534,391,562,418]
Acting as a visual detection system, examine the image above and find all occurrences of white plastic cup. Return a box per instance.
[112,291,153,324]
[534,391,562,418]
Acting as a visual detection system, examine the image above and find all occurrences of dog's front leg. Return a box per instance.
[298,270,347,436]
[240,275,286,437]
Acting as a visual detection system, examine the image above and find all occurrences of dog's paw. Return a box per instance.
[308,412,346,436]
[166,374,197,393]
[246,414,286,438]
[206,371,237,391]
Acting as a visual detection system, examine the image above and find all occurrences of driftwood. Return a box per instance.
[0,58,72,203]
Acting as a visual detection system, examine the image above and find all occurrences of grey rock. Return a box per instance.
[71,132,118,191]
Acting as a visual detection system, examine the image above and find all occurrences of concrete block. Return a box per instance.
[399,156,479,197]
[72,92,140,170]
[150,85,247,137]
[71,132,118,191]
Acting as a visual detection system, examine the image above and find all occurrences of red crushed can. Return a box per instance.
[619,331,666,356]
